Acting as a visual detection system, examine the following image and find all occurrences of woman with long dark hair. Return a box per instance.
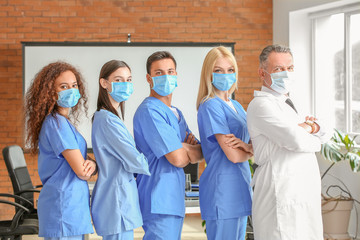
[90,60,150,240]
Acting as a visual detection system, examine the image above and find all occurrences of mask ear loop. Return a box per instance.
[105,79,114,94]
[146,74,154,89]
[262,69,272,87]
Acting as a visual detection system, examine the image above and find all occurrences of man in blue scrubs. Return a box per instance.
[133,51,203,240]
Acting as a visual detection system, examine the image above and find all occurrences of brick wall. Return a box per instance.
[0,0,272,219]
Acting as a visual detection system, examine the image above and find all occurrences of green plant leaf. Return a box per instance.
[350,158,355,170]
[346,152,360,172]
[334,129,344,144]
[202,220,206,233]
[344,135,351,150]
[202,220,206,227]
[320,128,360,178]
[321,141,343,163]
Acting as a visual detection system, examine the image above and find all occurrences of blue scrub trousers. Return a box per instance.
[103,231,133,240]
[206,216,247,240]
[143,215,184,240]
[45,236,84,240]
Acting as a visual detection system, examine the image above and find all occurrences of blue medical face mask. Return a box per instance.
[57,88,81,108]
[108,82,134,103]
[266,70,294,94]
[212,73,236,91]
[151,75,178,96]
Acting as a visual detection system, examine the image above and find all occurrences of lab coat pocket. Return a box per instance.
[275,171,322,239]
[216,173,252,219]
[151,172,185,217]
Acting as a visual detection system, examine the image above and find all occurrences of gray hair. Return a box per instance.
[259,44,293,68]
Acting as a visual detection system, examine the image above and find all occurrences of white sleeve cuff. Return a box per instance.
[313,119,333,143]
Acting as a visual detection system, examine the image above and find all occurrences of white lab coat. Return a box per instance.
[247,87,330,240]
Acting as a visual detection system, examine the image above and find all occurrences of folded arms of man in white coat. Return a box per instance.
[247,44,331,240]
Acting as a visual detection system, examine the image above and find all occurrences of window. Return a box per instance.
[313,10,360,134]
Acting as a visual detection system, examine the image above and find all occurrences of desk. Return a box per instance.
[185,199,200,214]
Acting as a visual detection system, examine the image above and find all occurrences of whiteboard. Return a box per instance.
[23,42,234,148]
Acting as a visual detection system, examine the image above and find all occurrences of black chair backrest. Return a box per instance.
[2,145,34,205]
[183,163,199,183]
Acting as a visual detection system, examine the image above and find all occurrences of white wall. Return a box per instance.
[273,0,340,45]
[274,0,360,238]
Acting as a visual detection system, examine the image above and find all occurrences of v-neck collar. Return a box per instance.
[148,97,181,123]
[215,96,241,117]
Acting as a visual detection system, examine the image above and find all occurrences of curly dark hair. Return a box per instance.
[25,61,88,154]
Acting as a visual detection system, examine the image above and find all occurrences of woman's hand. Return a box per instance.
[83,159,97,177]
[63,149,97,180]
[225,134,253,155]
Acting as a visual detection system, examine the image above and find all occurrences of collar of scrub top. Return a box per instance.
[214,96,239,115]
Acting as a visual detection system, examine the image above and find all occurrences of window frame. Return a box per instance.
[311,7,360,134]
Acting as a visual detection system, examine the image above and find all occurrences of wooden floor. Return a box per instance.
[20,219,348,240]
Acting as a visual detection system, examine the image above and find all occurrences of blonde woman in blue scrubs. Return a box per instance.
[197,46,254,240]
[91,60,150,240]
[25,62,97,239]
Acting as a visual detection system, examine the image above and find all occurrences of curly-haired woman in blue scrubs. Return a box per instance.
[196,47,254,240]
[90,60,150,240]
[25,61,97,240]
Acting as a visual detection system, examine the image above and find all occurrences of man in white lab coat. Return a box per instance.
[247,44,331,240]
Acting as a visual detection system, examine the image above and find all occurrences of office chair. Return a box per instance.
[2,145,42,218]
[184,163,199,199]
[183,163,199,183]
[0,193,38,240]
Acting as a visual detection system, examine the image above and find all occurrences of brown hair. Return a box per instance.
[95,60,131,120]
[25,61,88,154]
[146,51,177,74]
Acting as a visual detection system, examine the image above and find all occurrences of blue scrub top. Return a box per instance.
[133,97,192,220]
[91,109,150,236]
[37,113,93,237]
[197,97,252,220]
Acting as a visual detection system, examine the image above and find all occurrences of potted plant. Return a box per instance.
[320,129,360,239]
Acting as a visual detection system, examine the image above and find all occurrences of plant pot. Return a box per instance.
[322,199,353,239]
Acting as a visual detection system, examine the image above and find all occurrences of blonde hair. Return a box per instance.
[196,46,238,110]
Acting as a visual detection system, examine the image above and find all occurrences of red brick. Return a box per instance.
[144,1,161,7]
[177,2,193,7]
[58,1,77,7]
[127,1,143,7]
